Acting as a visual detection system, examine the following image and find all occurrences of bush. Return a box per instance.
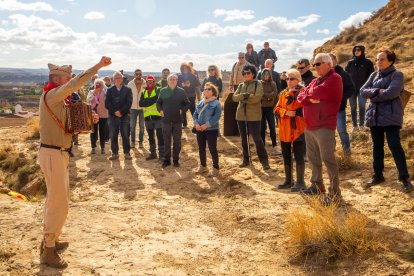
[355,33,368,42]
[286,198,385,262]
[25,117,40,140]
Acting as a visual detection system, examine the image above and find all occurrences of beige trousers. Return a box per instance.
[38,147,70,247]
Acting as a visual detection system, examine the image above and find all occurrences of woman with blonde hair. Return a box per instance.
[202,64,223,98]
[274,69,306,192]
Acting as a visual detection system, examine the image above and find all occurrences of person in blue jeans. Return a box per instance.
[193,82,222,176]
[105,71,133,160]
[330,53,355,156]
[127,69,146,148]
[360,48,413,193]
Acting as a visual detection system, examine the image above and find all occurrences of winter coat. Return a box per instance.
[156,86,190,124]
[193,98,222,131]
[360,66,404,127]
[345,45,375,93]
[301,70,316,87]
[274,86,305,142]
[105,85,133,117]
[258,48,277,69]
[87,89,108,118]
[233,80,263,121]
[260,68,278,108]
[297,69,343,131]
[334,65,355,111]
[245,51,260,69]
[202,76,223,97]
[258,69,281,93]
[177,73,200,98]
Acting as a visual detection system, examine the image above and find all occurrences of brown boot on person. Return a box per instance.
[40,247,68,269]
[40,240,69,255]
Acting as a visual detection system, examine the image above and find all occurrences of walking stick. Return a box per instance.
[244,102,252,166]
[290,116,296,187]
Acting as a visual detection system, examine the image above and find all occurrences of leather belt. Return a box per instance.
[40,143,70,152]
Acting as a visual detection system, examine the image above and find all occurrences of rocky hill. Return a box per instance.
[314,0,414,89]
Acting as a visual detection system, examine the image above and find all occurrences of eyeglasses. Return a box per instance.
[238,57,245,59]
[312,62,325,67]
[297,66,306,70]
[355,49,361,52]
[204,87,212,91]
[375,58,386,62]
[286,78,297,81]
[242,71,252,76]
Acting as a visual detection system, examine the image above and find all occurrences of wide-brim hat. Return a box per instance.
[48,63,72,77]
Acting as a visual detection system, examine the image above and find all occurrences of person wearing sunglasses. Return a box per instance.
[297,53,343,202]
[245,43,260,70]
[233,64,270,170]
[274,69,306,192]
[201,65,223,98]
[257,59,281,93]
[345,45,375,132]
[87,78,109,155]
[260,68,280,155]
[127,69,146,148]
[295,58,316,87]
[360,49,413,193]
[193,83,222,176]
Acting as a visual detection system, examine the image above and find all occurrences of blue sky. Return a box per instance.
[0,0,388,72]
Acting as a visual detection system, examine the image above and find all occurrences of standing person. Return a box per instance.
[127,69,146,148]
[103,76,112,88]
[297,53,343,200]
[360,49,413,193]
[296,58,316,87]
[201,65,223,98]
[260,68,280,155]
[157,74,190,168]
[105,71,133,160]
[274,69,306,191]
[88,74,99,91]
[38,57,111,268]
[345,45,375,132]
[233,64,270,170]
[189,62,202,103]
[193,82,222,176]
[329,53,355,156]
[224,52,250,136]
[178,63,200,129]
[139,75,164,160]
[280,71,288,91]
[245,42,260,70]
[87,78,108,154]
[258,41,277,70]
[158,68,170,88]
[258,59,281,97]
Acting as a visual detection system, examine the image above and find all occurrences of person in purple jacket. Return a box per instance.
[360,48,413,193]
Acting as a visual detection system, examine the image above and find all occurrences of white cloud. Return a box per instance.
[0,0,54,11]
[338,12,372,30]
[316,28,330,34]
[144,14,320,41]
[213,9,255,21]
[84,11,105,20]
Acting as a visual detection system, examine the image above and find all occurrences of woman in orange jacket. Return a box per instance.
[274,69,306,192]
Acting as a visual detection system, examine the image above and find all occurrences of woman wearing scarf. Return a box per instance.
[87,78,108,154]
[274,69,306,192]
[193,82,222,176]
[361,48,413,193]
[178,62,201,129]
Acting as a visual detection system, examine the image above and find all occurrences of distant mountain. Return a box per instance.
[0,68,162,84]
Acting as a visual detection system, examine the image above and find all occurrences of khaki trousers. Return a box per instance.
[305,128,341,196]
[38,147,70,247]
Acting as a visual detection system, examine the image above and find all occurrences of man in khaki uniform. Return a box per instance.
[38,56,112,268]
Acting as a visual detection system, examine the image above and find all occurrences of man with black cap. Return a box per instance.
[38,56,111,268]
[345,45,374,132]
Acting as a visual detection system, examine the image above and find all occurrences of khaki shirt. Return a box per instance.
[39,67,97,148]
[230,61,251,86]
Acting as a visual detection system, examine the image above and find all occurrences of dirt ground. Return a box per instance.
[0,104,414,275]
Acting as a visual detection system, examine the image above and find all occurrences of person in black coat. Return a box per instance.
[201,65,223,98]
[296,58,316,87]
[330,54,355,155]
[105,71,133,160]
[345,45,375,131]
[245,43,260,70]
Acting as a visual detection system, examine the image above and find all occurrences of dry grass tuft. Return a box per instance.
[337,154,360,171]
[286,197,386,263]
[25,117,40,140]
[401,247,414,262]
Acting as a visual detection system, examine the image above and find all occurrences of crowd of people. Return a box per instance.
[38,42,413,267]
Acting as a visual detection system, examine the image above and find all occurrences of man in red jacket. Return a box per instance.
[297,53,343,200]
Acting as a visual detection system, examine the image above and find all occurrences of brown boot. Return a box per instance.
[40,247,68,269]
[40,240,69,255]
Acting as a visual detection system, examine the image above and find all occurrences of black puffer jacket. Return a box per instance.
[345,45,375,94]
[334,65,356,111]
[301,70,316,87]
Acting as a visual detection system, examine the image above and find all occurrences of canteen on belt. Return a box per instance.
[8,191,29,201]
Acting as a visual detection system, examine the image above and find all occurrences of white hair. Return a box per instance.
[314,53,333,67]
[94,78,106,89]
[286,69,302,82]
[265,59,273,66]
[112,71,123,79]
[167,74,178,81]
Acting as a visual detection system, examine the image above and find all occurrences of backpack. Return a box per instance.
[373,71,411,110]
[237,80,259,95]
